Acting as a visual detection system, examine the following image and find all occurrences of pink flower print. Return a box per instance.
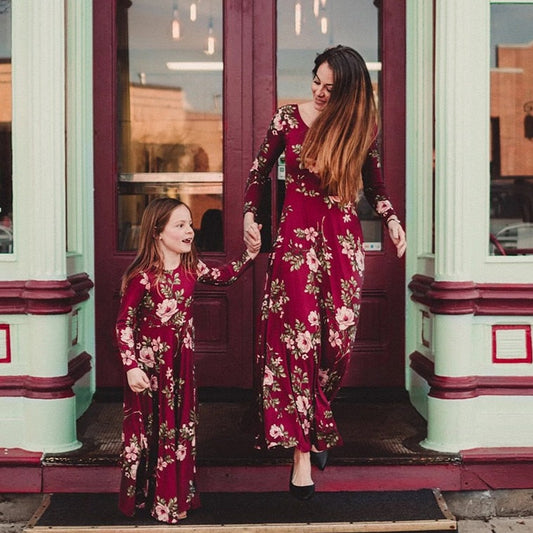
[176,444,187,461]
[296,394,310,414]
[296,330,313,354]
[124,443,139,463]
[341,241,355,260]
[139,272,151,290]
[336,306,356,331]
[329,329,342,348]
[343,213,352,223]
[272,113,284,132]
[302,418,311,435]
[155,502,170,523]
[183,330,193,350]
[157,457,168,471]
[130,461,138,480]
[120,327,135,349]
[156,299,178,323]
[376,199,392,215]
[269,424,285,439]
[197,261,210,277]
[306,248,319,272]
[121,349,136,366]
[151,336,162,352]
[150,376,158,391]
[140,434,148,449]
[263,365,274,386]
[210,268,221,280]
[355,247,365,271]
[250,158,260,172]
[139,346,155,368]
[284,336,295,350]
[303,227,319,242]
[318,368,329,387]
[308,310,319,327]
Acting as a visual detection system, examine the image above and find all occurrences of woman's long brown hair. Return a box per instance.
[300,45,379,205]
[120,197,198,294]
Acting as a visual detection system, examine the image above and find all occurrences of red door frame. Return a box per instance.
[93,0,406,390]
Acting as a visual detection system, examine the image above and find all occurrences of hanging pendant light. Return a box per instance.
[313,0,319,18]
[190,2,197,22]
[172,1,181,40]
[205,16,215,55]
[294,1,302,36]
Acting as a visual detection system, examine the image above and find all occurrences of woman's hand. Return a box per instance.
[126,367,150,393]
[387,218,406,258]
[244,212,262,259]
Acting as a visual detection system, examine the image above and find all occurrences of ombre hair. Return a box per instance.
[120,197,198,294]
[300,45,379,205]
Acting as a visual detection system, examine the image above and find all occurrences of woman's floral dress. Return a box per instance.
[116,252,253,524]
[244,104,398,453]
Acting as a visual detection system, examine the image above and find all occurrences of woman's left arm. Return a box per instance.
[362,138,406,258]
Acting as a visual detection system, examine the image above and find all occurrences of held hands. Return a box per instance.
[244,212,262,260]
[387,218,406,258]
[126,367,150,393]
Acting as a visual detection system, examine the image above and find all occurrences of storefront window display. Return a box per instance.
[489,1,533,256]
[0,0,12,254]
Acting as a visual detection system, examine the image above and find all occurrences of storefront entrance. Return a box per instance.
[93,0,406,391]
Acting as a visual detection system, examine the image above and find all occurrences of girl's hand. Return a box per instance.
[126,367,150,393]
[244,212,262,258]
[387,219,406,258]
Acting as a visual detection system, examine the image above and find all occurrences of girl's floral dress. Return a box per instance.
[244,104,398,452]
[116,252,253,524]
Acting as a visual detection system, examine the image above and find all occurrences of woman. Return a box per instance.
[243,45,406,499]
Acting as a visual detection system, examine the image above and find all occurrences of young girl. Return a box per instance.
[116,197,261,524]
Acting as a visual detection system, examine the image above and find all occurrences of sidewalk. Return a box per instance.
[2,489,533,532]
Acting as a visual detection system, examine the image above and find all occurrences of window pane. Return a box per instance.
[276,0,381,251]
[489,3,533,256]
[0,1,12,254]
[117,0,223,252]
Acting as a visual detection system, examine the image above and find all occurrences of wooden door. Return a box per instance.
[93,0,405,391]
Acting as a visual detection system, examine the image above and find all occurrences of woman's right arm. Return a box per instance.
[243,106,288,246]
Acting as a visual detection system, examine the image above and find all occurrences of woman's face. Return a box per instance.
[157,204,195,260]
[311,61,334,113]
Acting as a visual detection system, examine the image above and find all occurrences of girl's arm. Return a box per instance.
[197,249,255,286]
[115,274,145,372]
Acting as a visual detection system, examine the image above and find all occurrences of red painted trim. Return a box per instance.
[0,324,11,363]
[410,351,533,398]
[409,274,533,315]
[492,324,532,364]
[0,274,94,315]
[0,352,92,399]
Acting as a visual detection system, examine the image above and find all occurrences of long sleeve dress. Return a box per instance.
[244,104,398,453]
[116,251,253,524]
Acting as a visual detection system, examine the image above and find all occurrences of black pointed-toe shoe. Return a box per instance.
[310,450,328,471]
[289,468,315,500]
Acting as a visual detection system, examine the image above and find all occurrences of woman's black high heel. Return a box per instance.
[310,450,328,471]
[289,468,315,500]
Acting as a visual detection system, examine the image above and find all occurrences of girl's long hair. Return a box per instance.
[120,197,198,294]
[300,45,379,204]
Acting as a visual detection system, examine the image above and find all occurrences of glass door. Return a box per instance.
[117,0,224,253]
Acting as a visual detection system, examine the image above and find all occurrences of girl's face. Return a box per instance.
[311,61,334,112]
[157,204,195,262]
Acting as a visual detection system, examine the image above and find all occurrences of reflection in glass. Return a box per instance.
[117,0,223,252]
[489,3,533,256]
[276,0,382,251]
[0,1,12,253]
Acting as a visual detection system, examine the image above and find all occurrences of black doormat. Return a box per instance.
[27,490,456,532]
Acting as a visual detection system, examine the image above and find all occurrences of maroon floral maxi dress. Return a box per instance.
[244,104,398,453]
[116,252,253,524]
